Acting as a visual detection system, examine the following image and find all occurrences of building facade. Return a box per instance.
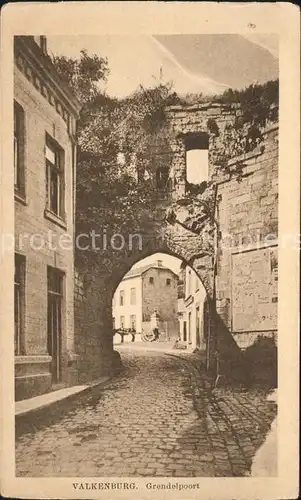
[14,36,81,400]
[177,265,207,350]
[113,260,179,338]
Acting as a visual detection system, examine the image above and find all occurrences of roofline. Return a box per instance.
[14,36,82,117]
[121,265,179,282]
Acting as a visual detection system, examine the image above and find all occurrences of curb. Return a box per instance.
[15,374,120,437]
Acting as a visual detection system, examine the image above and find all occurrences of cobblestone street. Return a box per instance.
[15,351,277,477]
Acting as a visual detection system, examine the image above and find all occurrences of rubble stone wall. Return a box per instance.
[74,103,278,383]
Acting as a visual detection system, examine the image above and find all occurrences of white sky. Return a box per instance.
[186,149,209,184]
[47,35,228,97]
[47,34,277,98]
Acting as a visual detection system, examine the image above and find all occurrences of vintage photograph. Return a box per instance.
[13,32,279,478]
[0,2,299,499]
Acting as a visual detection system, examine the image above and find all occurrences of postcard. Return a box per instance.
[0,2,299,499]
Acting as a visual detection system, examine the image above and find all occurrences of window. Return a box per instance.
[185,133,209,185]
[195,274,199,291]
[47,266,64,383]
[130,287,136,305]
[166,278,171,286]
[14,254,25,355]
[14,101,25,194]
[130,315,136,330]
[45,135,65,219]
[149,277,154,284]
[120,290,125,306]
[120,316,125,328]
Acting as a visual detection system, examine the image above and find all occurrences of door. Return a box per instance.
[183,321,187,342]
[47,267,63,384]
[195,306,200,347]
[188,312,191,344]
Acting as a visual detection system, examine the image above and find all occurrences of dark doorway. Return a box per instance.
[183,321,187,342]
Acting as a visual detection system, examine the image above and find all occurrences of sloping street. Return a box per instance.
[16,350,277,477]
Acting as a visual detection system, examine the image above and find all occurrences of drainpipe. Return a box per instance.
[206,184,219,376]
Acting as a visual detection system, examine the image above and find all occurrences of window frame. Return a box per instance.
[130,287,136,305]
[14,100,26,197]
[130,314,136,330]
[120,290,125,306]
[45,134,65,222]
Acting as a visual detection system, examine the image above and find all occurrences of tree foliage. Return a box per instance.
[52,52,178,267]
[52,50,109,104]
[216,79,279,126]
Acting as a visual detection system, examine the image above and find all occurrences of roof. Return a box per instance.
[122,263,178,281]
[14,36,82,117]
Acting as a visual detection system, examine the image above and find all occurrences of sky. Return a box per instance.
[47,34,278,98]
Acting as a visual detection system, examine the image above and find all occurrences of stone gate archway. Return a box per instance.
[74,228,216,384]
[73,101,277,386]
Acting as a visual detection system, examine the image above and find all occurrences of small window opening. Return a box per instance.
[185,133,209,184]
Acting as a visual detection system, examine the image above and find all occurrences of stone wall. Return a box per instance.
[216,125,278,350]
[165,102,241,196]
[74,269,118,383]
[74,102,278,385]
[142,268,178,322]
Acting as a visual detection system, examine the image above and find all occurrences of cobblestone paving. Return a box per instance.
[15,351,277,477]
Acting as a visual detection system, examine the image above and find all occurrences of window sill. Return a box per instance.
[44,208,67,230]
[14,190,27,205]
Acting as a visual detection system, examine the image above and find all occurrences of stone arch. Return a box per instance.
[106,246,210,304]
[74,227,216,383]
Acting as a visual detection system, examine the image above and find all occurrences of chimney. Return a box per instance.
[33,36,48,55]
[156,260,163,267]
